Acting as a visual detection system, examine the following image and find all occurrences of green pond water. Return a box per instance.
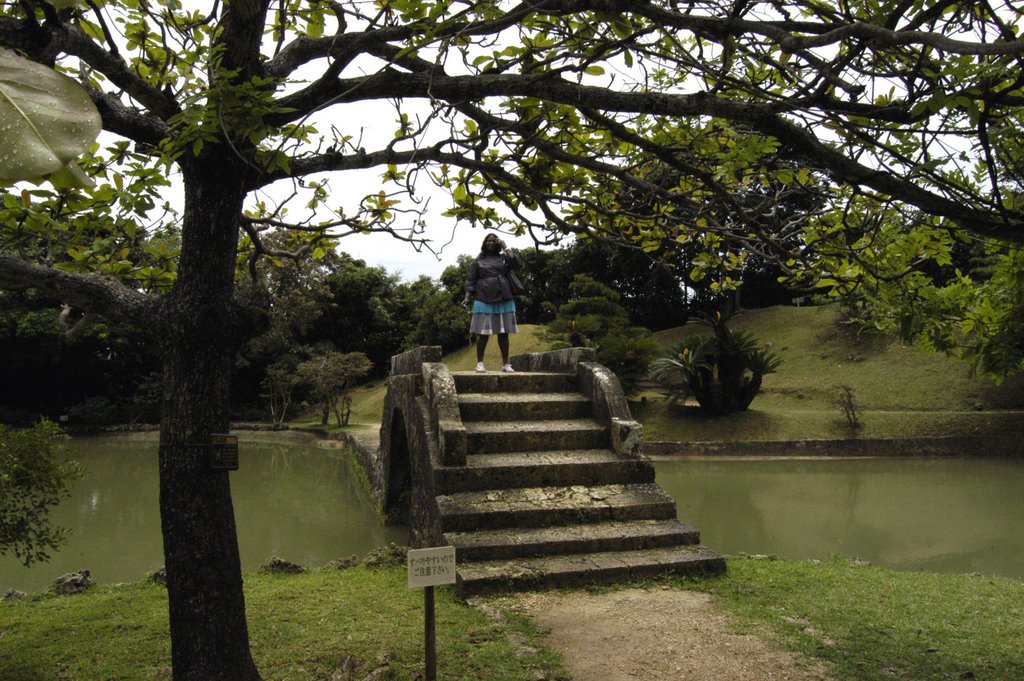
[655,456,1024,581]
[4,438,1022,593]
[0,435,406,593]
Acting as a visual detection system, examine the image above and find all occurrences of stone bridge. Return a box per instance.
[352,346,724,597]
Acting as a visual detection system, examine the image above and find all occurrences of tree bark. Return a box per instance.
[0,256,148,324]
[157,158,261,681]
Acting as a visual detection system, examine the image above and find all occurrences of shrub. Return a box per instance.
[67,395,118,425]
[833,383,863,429]
[544,274,658,393]
[0,419,84,565]
[294,350,374,427]
[597,332,662,395]
[405,290,470,353]
[648,312,782,415]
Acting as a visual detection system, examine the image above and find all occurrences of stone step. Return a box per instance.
[458,392,593,422]
[437,483,678,533]
[445,518,700,561]
[433,449,654,493]
[454,545,727,597]
[429,358,724,598]
[453,371,577,395]
[464,419,607,453]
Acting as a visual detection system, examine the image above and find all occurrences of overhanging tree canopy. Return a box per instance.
[2,1,1023,679]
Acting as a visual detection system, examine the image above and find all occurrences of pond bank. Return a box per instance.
[66,423,1024,459]
[644,433,1024,458]
[300,427,1024,461]
[291,421,1024,460]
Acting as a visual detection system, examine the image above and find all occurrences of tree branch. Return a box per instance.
[48,21,181,121]
[0,256,151,324]
[270,68,1024,242]
[539,0,1024,56]
[89,89,171,146]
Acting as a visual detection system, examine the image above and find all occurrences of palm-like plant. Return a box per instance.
[648,312,782,415]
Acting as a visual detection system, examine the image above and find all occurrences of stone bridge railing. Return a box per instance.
[364,346,644,547]
[508,348,643,458]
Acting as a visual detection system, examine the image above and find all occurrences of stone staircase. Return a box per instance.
[433,369,724,597]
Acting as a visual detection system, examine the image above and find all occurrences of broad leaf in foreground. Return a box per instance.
[0,48,100,182]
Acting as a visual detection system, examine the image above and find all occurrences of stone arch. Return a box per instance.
[383,406,411,524]
[374,346,445,547]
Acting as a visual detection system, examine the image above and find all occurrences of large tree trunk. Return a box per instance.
[157,159,261,681]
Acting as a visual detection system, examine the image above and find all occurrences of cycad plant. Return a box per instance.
[648,312,782,415]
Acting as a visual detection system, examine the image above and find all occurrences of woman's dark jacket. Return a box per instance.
[465,251,521,303]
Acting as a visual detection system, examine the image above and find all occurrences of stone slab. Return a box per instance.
[437,483,678,532]
[433,449,655,493]
[452,371,577,394]
[458,392,593,421]
[444,518,701,560]
[464,419,608,453]
[455,545,726,597]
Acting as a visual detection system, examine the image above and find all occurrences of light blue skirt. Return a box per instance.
[470,299,518,335]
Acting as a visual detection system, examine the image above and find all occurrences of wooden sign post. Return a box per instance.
[407,546,457,681]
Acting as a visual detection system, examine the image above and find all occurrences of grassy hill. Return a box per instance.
[642,305,1024,441]
[329,305,1024,443]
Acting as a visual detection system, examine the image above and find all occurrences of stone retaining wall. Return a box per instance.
[645,434,1024,458]
[67,422,290,435]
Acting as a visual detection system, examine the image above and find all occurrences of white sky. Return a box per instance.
[337,224,542,281]
[256,94,553,281]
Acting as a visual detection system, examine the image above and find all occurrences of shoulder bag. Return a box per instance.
[506,264,525,296]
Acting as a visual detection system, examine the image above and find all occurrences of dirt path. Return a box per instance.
[494,587,834,681]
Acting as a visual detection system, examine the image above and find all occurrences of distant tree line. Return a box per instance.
[0,238,794,426]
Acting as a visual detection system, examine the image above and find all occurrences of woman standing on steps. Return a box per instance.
[463,233,521,373]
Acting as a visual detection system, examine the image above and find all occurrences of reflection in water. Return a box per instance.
[656,457,1024,580]
[7,441,1020,591]
[0,436,406,592]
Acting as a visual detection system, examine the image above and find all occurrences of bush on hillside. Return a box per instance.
[543,275,659,393]
[294,350,374,427]
[648,312,781,415]
[405,290,470,353]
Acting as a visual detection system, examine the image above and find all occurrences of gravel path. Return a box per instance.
[497,587,835,681]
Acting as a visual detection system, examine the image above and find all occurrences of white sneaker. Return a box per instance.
[475,362,486,373]
[502,363,515,373]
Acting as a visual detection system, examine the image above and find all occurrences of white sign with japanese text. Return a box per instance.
[407,546,457,588]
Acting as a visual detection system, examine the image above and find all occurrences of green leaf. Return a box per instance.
[47,161,94,189]
[0,49,102,181]
[308,11,325,38]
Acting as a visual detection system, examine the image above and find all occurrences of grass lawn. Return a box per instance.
[691,555,1024,681]
[0,564,565,681]
[2,556,1021,681]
